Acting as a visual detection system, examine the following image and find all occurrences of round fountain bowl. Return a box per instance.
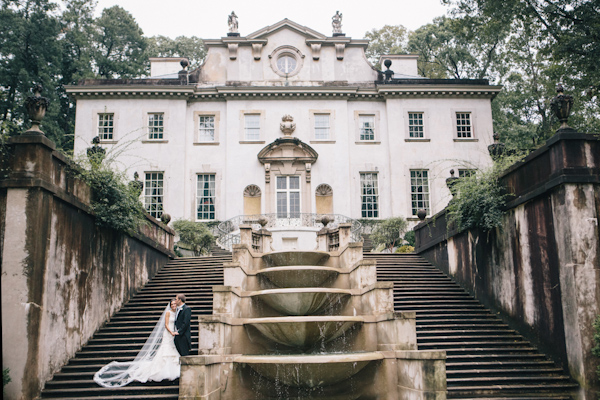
[236,352,383,388]
[262,251,330,267]
[249,288,351,315]
[244,316,363,349]
[257,266,340,288]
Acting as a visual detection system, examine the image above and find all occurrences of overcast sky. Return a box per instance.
[93,0,449,39]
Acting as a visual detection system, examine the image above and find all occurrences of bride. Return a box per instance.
[94,299,181,387]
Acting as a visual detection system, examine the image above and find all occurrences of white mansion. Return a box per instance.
[68,18,500,228]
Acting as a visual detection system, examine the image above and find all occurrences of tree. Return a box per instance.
[364,25,409,67]
[407,16,508,80]
[0,0,62,140]
[370,217,409,253]
[93,5,148,78]
[147,35,206,71]
[172,219,214,256]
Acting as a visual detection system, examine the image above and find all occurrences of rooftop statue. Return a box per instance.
[332,11,342,34]
[228,11,238,34]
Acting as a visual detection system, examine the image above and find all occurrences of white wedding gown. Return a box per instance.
[94,307,181,387]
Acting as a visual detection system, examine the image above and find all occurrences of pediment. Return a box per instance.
[246,19,327,41]
[257,137,318,165]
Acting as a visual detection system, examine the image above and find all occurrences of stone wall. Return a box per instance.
[414,131,600,399]
[0,135,175,400]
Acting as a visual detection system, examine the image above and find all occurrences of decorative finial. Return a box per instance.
[180,59,189,70]
[86,136,106,165]
[24,84,50,135]
[382,59,394,81]
[550,83,574,132]
[487,133,505,160]
[417,209,427,221]
[332,11,343,36]
[129,172,144,196]
[227,11,239,36]
[160,213,171,225]
[446,169,459,197]
[280,114,296,136]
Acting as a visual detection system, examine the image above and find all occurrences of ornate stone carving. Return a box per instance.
[244,184,262,198]
[310,43,321,60]
[252,43,263,60]
[264,163,271,183]
[228,11,238,34]
[228,43,238,60]
[315,184,333,197]
[550,83,575,132]
[332,11,343,34]
[25,84,49,134]
[280,115,296,136]
[335,43,345,60]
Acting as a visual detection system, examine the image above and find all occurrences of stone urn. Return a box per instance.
[24,84,50,134]
[445,169,459,197]
[280,115,296,136]
[417,209,427,221]
[86,136,106,165]
[160,213,171,224]
[550,83,575,132]
[129,172,144,196]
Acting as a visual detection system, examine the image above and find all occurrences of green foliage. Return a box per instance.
[94,6,148,78]
[370,217,409,252]
[364,25,409,67]
[172,219,214,256]
[445,159,516,232]
[395,245,415,253]
[3,367,10,392]
[71,154,147,233]
[403,230,416,247]
[147,35,206,70]
[592,316,600,384]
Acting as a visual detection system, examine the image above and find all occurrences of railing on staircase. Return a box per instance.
[216,213,362,251]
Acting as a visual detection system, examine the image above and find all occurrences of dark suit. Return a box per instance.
[174,304,192,356]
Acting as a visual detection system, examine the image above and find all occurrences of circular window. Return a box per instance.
[269,46,304,78]
[277,55,297,74]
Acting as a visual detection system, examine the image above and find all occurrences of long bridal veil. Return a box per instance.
[94,304,170,387]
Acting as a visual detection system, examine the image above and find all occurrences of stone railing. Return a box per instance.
[216,213,362,251]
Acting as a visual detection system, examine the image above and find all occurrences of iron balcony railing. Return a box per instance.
[216,213,363,251]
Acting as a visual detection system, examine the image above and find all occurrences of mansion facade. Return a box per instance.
[68,19,501,226]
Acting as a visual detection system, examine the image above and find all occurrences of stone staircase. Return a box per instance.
[367,253,578,399]
[40,252,578,399]
[40,255,229,400]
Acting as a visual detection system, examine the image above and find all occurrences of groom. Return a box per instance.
[173,293,192,356]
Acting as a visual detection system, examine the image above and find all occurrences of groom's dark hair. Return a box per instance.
[177,294,186,303]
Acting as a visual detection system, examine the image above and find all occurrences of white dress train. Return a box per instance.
[94,306,180,387]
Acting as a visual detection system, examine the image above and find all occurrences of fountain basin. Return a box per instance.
[262,250,329,267]
[256,266,340,288]
[235,352,383,388]
[244,316,362,349]
[249,288,351,315]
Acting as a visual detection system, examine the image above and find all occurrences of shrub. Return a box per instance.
[370,217,409,252]
[403,230,415,247]
[3,367,10,393]
[592,316,600,383]
[396,245,415,253]
[172,219,214,256]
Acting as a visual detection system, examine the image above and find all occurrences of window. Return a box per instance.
[98,113,114,140]
[197,174,216,220]
[277,55,297,74]
[360,173,379,218]
[276,176,300,218]
[244,114,261,141]
[144,172,164,218]
[359,115,375,141]
[456,112,472,138]
[408,112,424,138]
[458,169,475,178]
[314,114,330,140]
[410,170,430,216]
[148,113,164,140]
[198,115,215,142]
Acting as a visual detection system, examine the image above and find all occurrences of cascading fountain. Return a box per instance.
[180,223,446,399]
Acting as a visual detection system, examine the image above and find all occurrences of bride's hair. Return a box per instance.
[93,303,171,387]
